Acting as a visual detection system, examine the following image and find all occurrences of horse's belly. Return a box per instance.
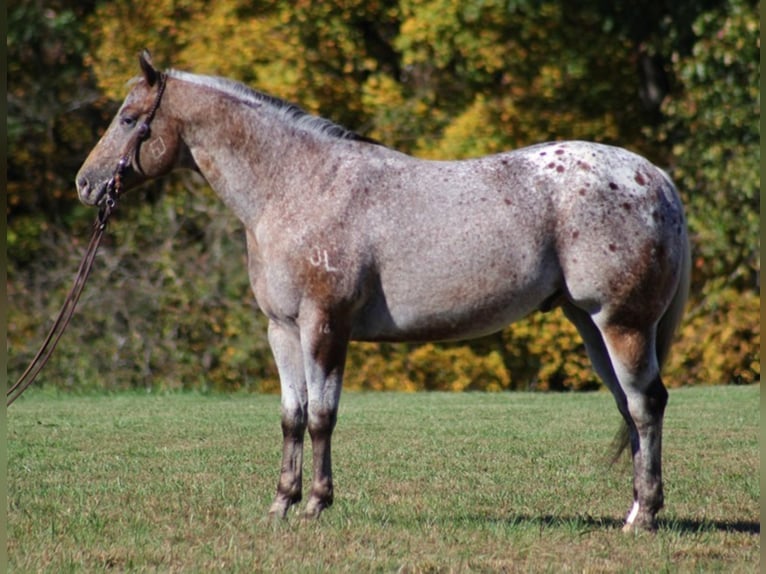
[350,273,559,343]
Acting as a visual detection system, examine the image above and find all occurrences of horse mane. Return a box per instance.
[166,70,378,145]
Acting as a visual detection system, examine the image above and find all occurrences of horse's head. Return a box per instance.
[76,51,189,207]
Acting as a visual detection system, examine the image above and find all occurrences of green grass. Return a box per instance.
[7,385,760,572]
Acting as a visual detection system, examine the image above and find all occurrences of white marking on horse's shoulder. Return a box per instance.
[309,246,339,273]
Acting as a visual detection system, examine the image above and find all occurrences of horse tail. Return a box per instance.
[612,196,691,463]
[656,227,691,369]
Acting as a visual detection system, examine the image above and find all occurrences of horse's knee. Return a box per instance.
[282,409,307,438]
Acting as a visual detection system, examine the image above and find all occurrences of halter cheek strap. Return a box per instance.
[99,71,167,225]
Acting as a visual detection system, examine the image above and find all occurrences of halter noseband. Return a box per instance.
[99,71,167,226]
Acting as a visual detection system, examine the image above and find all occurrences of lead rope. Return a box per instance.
[7,72,166,407]
[6,192,117,407]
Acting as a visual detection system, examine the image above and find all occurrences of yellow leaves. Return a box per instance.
[665,288,760,386]
[361,73,408,144]
[345,342,418,392]
[502,308,598,391]
[422,94,509,159]
[363,74,405,110]
[407,344,510,391]
[343,307,607,393]
[397,0,461,67]
[344,342,510,392]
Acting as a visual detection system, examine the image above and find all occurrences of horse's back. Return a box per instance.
[350,141,686,342]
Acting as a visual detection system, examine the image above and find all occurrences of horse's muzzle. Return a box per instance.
[76,174,108,207]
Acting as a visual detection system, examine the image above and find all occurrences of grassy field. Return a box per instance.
[7,385,759,572]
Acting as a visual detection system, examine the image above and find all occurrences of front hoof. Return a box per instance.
[268,504,288,520]
[303,495,332,520]
[269,495,299,519]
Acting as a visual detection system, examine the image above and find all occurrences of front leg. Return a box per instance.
[300,308,350,518]
[267,320,308,518]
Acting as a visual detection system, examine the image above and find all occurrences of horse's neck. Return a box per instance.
[178,96,331,225]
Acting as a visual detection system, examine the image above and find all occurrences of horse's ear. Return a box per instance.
[139,49,159,87]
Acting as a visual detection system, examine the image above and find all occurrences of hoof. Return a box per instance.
[268,505,288,520]
[622,502,658,532]
[622,520,658,533]
[268,495,299,519]
[303,495,331,519]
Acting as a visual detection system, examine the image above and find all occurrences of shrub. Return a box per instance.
[665,287,760,386]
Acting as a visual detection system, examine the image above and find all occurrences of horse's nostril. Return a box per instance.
[77,176,89,194]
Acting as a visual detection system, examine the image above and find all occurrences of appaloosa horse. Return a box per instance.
[76,52,689,531]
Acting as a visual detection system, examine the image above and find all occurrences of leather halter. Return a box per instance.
[7,72,168,406]
[100,71,167,226]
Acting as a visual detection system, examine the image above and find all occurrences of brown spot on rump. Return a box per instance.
[576,161,592,171]
[578,188,587,196]
[555,148,565,155]
[572,230,580,239]
[609,182,619,190]
[547,162,556,169]
[609,243,617,252]
[556,165,565,173]
[635,172,647,186]
[622,202,631,211]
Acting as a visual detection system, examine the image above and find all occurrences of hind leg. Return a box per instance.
[563,304,667,531]
[623,380,667,531]
[600,323,668,531]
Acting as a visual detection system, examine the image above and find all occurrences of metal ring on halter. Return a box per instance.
[137,122,150,140]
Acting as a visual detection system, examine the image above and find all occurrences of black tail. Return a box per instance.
[610,422,632,465]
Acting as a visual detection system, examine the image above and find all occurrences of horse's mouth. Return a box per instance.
[91,181,110,207]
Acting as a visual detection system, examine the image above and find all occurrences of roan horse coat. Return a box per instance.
[76,52,689,531]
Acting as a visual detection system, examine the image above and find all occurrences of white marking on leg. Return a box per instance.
[626,500,640,524]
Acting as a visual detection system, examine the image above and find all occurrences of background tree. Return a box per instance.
[7,0,759,393]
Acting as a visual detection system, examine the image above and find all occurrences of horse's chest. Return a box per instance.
[247,236,361,320]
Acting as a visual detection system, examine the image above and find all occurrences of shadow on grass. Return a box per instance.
[657,517,760,535]
[451,514,760,535]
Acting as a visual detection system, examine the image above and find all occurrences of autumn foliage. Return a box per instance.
[7,0,760,392]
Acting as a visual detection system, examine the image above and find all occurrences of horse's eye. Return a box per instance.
[121,115,137,128]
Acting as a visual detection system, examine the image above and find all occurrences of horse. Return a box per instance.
[76,51,690,531]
